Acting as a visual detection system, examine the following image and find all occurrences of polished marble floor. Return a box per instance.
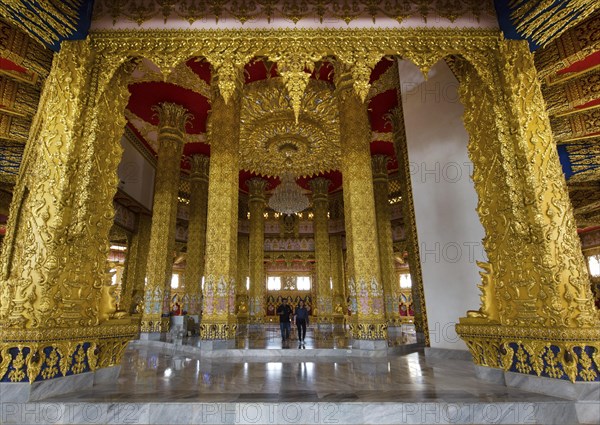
[20,327,594,424]
[48,347,563,404]
[17,340,592,424]
[174,323,417,349]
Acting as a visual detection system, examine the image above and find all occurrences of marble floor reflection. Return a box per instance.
[46,347,562,404]
[170,323,417,349]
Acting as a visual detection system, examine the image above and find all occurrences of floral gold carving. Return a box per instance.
[310,177,332,321]
[240,78,340,178]
[248,178,267,323]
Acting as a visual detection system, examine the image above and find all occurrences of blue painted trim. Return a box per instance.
[557,144,574,179]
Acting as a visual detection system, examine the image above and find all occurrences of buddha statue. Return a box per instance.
[98,272,128,322]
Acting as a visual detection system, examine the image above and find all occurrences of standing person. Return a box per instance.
[294,300,309,344]
[276,298,293,341]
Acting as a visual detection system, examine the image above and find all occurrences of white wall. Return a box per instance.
[117,135,155,210]
[398,60,486,350]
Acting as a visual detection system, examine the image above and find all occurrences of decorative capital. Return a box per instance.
[333,61,355,96]
[372,155,390,181]
[152,102,192,133]
[209,59,245,105]
[247,177,268,200]
[189,154,210,182]
[333,56,381,103]
[385,107,406,133]
[309,177,330,202]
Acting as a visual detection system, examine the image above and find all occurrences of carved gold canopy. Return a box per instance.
[240,78,340,178]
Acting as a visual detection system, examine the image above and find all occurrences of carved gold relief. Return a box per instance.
[336,64,387,339]
[240,78,340,178]
[92,0,495,26]
[535,11,600,80]
[550,110,600,142]
[0,26,595,381]
[310,177,332,321]
[0,0,84,47]
[388,71,429,343]
[141,103,190,328]
[236,233,250,319]
[202,74,242,338]
[508,0,599,47]
[372,155,400,324]
[184,154,210,316]
[0,324,138,382]
[248,178,267,323]
[457,323,600,382]
[121,214,152,314]
[0,39,134,330]
[542,68,600,117]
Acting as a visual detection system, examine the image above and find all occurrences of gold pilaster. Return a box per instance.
[329,233,346,317]
[184,154,209,316]
[200,73,242,340]
[372,155,401,325]
[455,40,600,381]
[0,40,138,382]
[141,102,190,333]
[310,178,332,323]
[336,65,387,341]
[120,214,152,315]
[236,233,250,321]
[248,178,267,323]
[388,100,429,345]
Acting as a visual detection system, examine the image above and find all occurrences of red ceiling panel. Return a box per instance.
[127,82,210,134]
[369,89,398,132]
[185,58,212,83]
[0,57,27,74]
[557,51,600,75]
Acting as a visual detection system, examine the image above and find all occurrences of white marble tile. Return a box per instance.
[425,347,473,361]
[575,401,600,425]
[505,371,600,401]
[94,366,121,385]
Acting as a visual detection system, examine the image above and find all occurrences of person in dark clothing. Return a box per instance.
[276,298,293,341]
[294,300,309,344]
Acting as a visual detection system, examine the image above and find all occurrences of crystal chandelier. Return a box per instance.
[268,171,310,215]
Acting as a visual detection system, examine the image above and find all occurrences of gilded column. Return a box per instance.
[336,65,387,344]
[200,72,242,344]
[329,233,346,318]
[0,41,138,383]
[120,214,152,314]
[372,155,401,325]
[310,178,332,323]
[141,103,190,334]
[389,60,429,344]
[454,40,600,381]
[184,154,210,317]
[248,178,267,324]
[236,233,250,321]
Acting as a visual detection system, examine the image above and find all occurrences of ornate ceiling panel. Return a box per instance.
[91,0,497,30]
[239,78,340,178]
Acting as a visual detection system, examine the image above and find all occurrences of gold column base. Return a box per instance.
[332,314,345,325]
[248,316,265,324]
[349,321,388,340]
[140,316,170,333]
[0,320,139,383]
[236,313,249,324]
[315,316,335,324]
[386,315,403,327]
[456,318,600,382]
[199,320,237,340]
